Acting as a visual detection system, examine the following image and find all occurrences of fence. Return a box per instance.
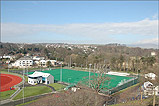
[102,76,139,95]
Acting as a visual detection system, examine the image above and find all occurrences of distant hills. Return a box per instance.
[127,43,158,49]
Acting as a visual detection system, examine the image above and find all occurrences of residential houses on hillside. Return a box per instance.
[142,73,159,96]
[12,56,33,68]
[0,55,16,60]
[11,56,59,68]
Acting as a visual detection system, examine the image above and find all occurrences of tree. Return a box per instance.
[118,55,124,71]
[140,56,156,67]
[29,88,106,106]
[46,61,52,67]
[110,57,117,70]
[80,64,110,93]
[147,57,156,66]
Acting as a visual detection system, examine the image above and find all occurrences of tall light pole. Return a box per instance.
[60,63,62,82]
[40,62,42,71]
[70,56,71,68]
[89,64,92,87]
[23,66,25,103]
[8,62,9,73]
[86,60,88,69]
[27,66,28,76]
[94,63,96,72]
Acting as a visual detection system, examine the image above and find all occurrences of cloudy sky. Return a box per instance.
[1,1,158,46]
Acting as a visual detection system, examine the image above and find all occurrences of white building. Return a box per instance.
[12,56,33,68]
[39,60,57,67]
[145,73,156,80]
[151,52,156,56]
[143,81,159,96]
[28,71,54,85]
[49,60,57,66]
[39,60,47,67]
[0,55,16,60]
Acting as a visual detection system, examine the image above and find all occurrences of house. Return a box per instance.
[39,60,47,67]
[151,52,156,56]
[0,55,16,60]
[12,56,33,68]
[49,60,57,66]
[28,71,54,85]
[145,73,156,80]
[38,60,57,67]
[143,81,159,96]
[1,55,11,59]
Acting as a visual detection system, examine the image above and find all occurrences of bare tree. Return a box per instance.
[80,64,110,93]
[30,88,106,106]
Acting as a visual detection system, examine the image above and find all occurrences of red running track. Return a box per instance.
[0,74,22,92]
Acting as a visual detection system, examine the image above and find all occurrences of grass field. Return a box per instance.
[49,83,65,91]
[13,86,52,100]
[0,89,16,100]
[28,69,133,90]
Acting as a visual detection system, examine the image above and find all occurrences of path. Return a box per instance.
[0,92,56,106]
[0,84,56,106]
[44,84,56,92]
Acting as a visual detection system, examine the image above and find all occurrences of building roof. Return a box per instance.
[19,56,32,60]
[28,71,51,78]
[144,81,153,89]
[145,73,156,78]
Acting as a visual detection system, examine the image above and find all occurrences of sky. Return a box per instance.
[1,1,159,46]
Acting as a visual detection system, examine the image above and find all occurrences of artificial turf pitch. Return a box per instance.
[28,69,132,89]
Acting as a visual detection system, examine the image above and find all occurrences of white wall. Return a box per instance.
[13,59,33,68]
[28,77,42,85]
[46,75,54,84]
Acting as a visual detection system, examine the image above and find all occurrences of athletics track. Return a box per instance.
[0,74,22,92]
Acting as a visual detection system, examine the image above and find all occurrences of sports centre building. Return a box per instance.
[28,71,54,85]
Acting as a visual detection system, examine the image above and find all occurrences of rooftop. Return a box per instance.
[28,71,51,78]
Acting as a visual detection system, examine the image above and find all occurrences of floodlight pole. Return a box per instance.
[89,64,92,87]
[8,62,9,73]
[27,66,28,76]
[70,56,71,68]
[60,64,62,82]
[133,75,135,83]
[40,63,42,71]
[23,67,25,103]
[94,63,96,72]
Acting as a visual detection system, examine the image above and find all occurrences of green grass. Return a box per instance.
[13,86,52,100]
[49,83,65,91]
[0,89,16,100]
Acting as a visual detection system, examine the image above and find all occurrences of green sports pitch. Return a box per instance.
[28,69,133,90]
